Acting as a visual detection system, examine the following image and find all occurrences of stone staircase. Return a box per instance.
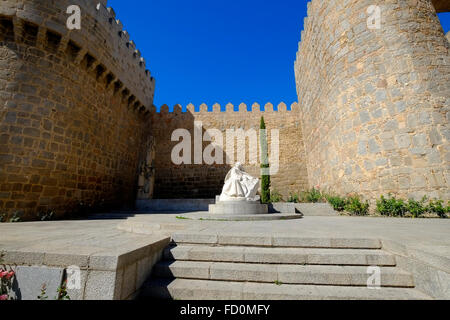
[140,233,431,300]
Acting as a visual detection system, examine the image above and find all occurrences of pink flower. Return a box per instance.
[0,271,8,279]
[5,271,14,280]
[0,295,8,301]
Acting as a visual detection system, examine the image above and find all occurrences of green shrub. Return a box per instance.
[427,200,449,218]
[326,195,347,212]
[0,213,6,223]
[287,193,300,203]
[37,210,55,221]
[8,212,21,223]
[270,190,283,203]
[376,195,407,217]
[301,188,323,203]
[407,198,427,218]
[344,196,369,216]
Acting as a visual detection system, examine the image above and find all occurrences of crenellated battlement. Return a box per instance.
[0,0,155,112]
[150,102,300,115]
[149,101,308,200]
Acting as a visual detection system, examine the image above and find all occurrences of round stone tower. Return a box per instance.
[295,0,449,201]
[0,0,155,219]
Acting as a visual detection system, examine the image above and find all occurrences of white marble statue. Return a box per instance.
[219,162,260,202]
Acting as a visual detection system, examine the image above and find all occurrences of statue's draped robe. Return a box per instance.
[219,166,260,202]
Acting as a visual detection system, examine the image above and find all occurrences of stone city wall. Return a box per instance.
[0,0,155,219]
[295,0,449,201]
[150,103,309,199]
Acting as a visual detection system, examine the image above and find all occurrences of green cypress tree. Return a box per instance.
[260,116,270,203]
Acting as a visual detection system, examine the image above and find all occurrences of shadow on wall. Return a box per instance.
[150,102,309,200]
[152,105,231,199]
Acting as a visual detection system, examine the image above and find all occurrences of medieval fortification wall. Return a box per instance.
[150,103,309,199]
[1,0,449,218]
[0,0,155,218]
[295,0,449,201]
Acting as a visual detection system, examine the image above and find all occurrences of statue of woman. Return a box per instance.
[219,162,260,202]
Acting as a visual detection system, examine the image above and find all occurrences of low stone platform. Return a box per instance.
[177,212,302,221]
[209,201,268,215]
[136,199,215,212]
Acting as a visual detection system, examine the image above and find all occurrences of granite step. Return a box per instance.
[172,233,382,249]
[141,279,431,300]
[164,245,396,266]
[153,261,414,288]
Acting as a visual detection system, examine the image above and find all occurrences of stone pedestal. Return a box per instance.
[209,198,268,215]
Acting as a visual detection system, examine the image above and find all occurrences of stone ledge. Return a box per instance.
[0,236,170,300]
[136,199,215,212]
[294,203,338,216]
[381,239,450,299]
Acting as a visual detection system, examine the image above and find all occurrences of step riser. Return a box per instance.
[164,248,396,266]
[141,280,431,300]
[172,234,381,249]
[153,265,414,288]
[143,288,422,301]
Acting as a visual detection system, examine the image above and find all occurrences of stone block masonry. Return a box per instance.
[150,103,310,199]
[0,0,155,219]
[294,0,449,202]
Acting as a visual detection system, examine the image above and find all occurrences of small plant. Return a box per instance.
[300,187,323,203]
[56,280,70,300]
[287,193,300,203]
[270,190,283,203]
[176,216,190,220]
[36,281,71,300]
[376,195,407,217]
[37,284,48,300]
[0,213,6,223]
[274,281,283,286]
[344,196,369,216]
[427,199,449,218]
[326,195,347,212]
[37,210,55,221]
[0,269,15,300]
[8,212,21,223]
[407,197,427,218]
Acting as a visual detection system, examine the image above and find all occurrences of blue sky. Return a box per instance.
[108,1,450,108]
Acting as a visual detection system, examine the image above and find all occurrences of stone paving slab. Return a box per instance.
[11,266,64,300]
